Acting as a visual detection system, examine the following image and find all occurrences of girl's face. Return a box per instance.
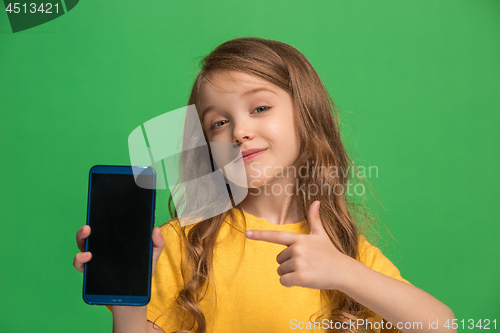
[199,70,300,189]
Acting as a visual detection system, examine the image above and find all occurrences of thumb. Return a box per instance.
[308,201,326,236]
[151,227,165,275]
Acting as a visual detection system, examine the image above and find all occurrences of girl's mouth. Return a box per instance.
[241,149,267,162]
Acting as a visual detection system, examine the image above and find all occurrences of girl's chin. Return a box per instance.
[247,177,278,188]
[226,179,267,189]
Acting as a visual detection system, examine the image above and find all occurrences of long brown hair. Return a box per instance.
[160,37,385,333]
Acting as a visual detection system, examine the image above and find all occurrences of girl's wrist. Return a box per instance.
[333,255,367,293]
[110,305,148,316]
[111,305,148,333]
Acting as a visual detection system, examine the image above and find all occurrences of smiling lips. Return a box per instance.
[237,148,267,162]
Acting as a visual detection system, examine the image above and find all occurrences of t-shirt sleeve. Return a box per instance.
[357,235,411,285]
[105,219,185,331]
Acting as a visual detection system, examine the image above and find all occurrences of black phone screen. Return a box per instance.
[85,171,155,297]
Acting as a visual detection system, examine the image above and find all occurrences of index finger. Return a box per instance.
[245,229,299,246]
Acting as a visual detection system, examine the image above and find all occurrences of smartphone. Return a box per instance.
[83,165,156,306]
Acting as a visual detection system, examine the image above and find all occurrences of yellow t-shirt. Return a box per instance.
[106,208,411,333]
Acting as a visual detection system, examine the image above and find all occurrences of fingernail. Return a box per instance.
[246,231,253,238]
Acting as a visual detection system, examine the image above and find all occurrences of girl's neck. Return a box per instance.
[238,188,302,225]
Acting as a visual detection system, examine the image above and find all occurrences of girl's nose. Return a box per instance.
[233,120,253,144]
[235,135,250,144]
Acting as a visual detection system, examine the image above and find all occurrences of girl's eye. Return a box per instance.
[212,120,229,129]
[253,105,270,114]
[210,106,270,129]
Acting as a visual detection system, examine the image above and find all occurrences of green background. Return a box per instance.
[1,0,498,332]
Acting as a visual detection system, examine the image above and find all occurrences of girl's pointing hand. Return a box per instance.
[246,201,354,290]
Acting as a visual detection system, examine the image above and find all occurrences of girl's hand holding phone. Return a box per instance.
[245,201,355,291]
[72,225,166,276]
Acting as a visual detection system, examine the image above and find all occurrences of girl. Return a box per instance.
[74,37,455,333]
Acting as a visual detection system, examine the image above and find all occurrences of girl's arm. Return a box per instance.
[110,306,166,333]
[246,201,456,333]
[111,306,149,333]
[338,256,456,333]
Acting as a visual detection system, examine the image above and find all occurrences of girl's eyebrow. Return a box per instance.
[201,87,278,118]
[242,86,278,97]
